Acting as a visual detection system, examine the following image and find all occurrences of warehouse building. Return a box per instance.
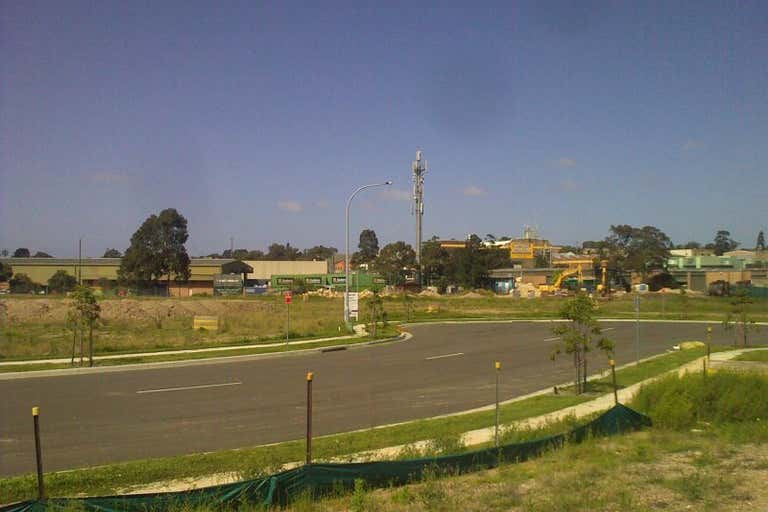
[666,253,768,292]
[0,257,328,296]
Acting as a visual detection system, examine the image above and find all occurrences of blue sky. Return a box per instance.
[1,1,766,257]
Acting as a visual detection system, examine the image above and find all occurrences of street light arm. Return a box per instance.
[345,181,392,328]
[345,182,392,210]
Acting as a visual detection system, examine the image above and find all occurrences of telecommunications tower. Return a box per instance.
[412,150,427,286]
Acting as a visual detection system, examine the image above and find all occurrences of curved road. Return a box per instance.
[0,321,726,477]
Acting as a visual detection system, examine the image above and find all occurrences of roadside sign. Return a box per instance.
[285,291,292,304]
[348,292,359,320]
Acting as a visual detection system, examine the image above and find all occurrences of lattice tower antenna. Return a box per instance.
[412,150,427,285]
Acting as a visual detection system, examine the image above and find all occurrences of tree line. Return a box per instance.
[1,207,765,293]
[203,244,338,262]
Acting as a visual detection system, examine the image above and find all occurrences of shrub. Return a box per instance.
[631,371,768,429]
[10,273,39,294]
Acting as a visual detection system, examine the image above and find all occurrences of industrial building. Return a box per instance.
[666,252,768,292]
[0,257,328,296]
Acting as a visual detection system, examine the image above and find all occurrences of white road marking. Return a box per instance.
[136,382,242,394]
[543,336,560,342]
[425,352,464,361]
[602,327,616,332]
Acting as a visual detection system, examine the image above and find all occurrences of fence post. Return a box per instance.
[494,361,501,448]
[306,372,313,466]
[706,326,712,363]
[609,359,618,405]
[32,406,45,500]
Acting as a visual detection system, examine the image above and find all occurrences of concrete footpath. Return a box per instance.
[121,347,766,495]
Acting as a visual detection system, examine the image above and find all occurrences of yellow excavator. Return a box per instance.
[539,266,583,293]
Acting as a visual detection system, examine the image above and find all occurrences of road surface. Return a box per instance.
[0,320,726,476]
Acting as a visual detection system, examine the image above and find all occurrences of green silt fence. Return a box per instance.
[2,404,650,512]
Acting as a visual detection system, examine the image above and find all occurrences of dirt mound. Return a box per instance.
[358,289,375,299]
[1,297,294,323]
[306,288,342,298]
[1,298,69,322]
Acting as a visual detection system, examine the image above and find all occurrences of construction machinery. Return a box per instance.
[539,266,583,293]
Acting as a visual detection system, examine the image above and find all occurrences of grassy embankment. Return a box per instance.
[283,368,768,512]
[0,347,710,504]
[1,294,765,362]
[735,349,768,362]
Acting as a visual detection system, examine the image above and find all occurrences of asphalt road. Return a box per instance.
[0,320,727,477]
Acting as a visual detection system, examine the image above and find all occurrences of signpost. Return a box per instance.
[285,291,292,341]
[348,292,359,321]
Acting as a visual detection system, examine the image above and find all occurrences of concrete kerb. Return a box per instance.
[120,347,755,495]
[0,326,370,366]
[0,332,411,381]
[1,317,752,376]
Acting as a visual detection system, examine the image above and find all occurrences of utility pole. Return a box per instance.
[229,237,234,255]
[412,150,427,287]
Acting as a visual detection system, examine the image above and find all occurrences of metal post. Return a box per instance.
[634,294,640,365]
[494,361,501,448]
[344,182,392,328]
[609,359,618,405]
[345,197,350,327]
[286,301,290,342]
[706,326,712,363]
[32,406,45,500]
[306,372,313,466]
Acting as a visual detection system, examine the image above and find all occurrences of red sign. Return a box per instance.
[284,291,292,304]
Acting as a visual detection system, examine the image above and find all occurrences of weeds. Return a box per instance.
[631,371,768,430]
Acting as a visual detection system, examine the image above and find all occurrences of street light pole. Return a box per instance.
[345,181,392,328]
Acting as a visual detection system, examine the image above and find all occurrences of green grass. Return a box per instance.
[555,345,711,396]
[300,426,768,512]
[3,294,767,361]
[285,371,768,512]
[0,295,349,360]
[631,370,768,431]
[0,393,587,504]
[0,347,707,504]
[0,326,402,373]
[734,349,768,362]
[600,347,708,385]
